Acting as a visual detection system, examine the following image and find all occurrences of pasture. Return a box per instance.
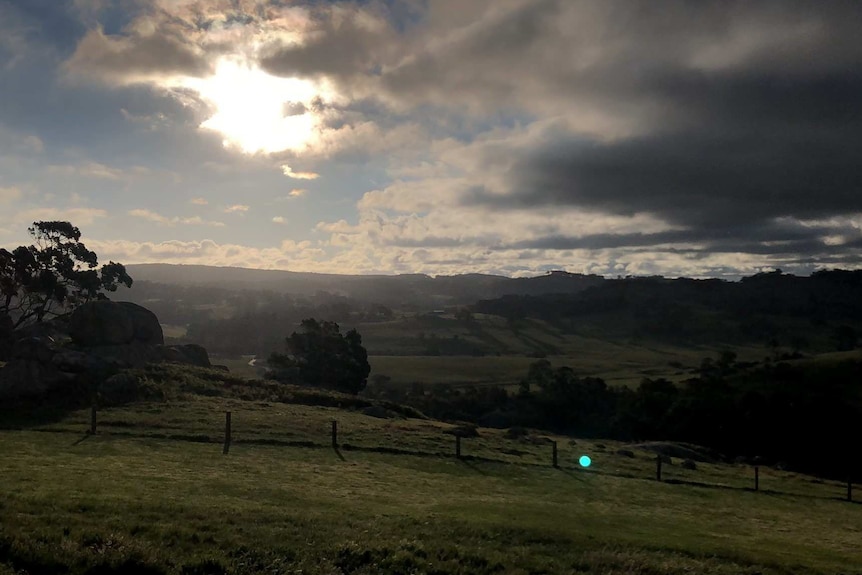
[2,372,861,574]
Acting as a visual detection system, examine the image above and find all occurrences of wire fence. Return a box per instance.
[39,403,858,505]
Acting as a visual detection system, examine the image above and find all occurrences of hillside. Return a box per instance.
[2,365,861,574]
[125,264,604,308]
[473,270,862,351]
[115,268,862,399]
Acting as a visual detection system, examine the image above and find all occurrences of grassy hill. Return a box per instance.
[2,365,861,574]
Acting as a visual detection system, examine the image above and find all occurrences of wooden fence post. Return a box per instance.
[755,466,760,491]
[331,420,338,448]
[456,435,461,459]
[223,411,231,455]
[552,441,558,468]
[656,455,662,481]
[89,403,97,435]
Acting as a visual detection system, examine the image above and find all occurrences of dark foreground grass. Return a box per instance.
[2,429,862,575]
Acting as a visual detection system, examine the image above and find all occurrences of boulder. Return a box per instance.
[69,301,163,347]
[87,343,161,368]
[155,344,210,367]
[11,337,56,363]
[0,359,67,400]
[118,302,164,345]
[14,317,71,345]
[615,449,636,458]
[52,349,115,374]
[681,459,698,470]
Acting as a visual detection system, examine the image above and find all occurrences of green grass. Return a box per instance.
[209,355,262,379]
[368,345,765,389]
[160,324,188,339]
[3,364,861,575]
[2,426,861,575]
[202,312,776,389]
[355,314,774,388]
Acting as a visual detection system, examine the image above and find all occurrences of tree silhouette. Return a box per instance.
[0,221,132,328]
[268,318,370,394]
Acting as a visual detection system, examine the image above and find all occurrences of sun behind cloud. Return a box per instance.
[180,58,324,155]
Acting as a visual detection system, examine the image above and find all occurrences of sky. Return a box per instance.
[1,0,861,278]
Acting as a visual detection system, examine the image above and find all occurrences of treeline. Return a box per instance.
[473,269,862,350]
[368,355,862,479]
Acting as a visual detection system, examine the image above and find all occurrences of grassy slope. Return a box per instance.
[2,367,861,574]
[167,310,778,388]
[3,430,860,575]
[358,314,773,387]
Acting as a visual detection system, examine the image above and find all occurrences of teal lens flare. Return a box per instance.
[579,455,592,468]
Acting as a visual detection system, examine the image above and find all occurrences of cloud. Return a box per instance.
[88,238,327,271]
[281,165,320,180]
[224,204,249,213]
[26,1,862,277]
[288,189,306,198]
[48,161,139,180]
[260,2,398,80]
[189,197,208,205]
[128,209,224,227]
[0,125,45,156]
[0,186,22,203]
[14,207,107,227]
[64,25,212,85]
[272,216,286,224]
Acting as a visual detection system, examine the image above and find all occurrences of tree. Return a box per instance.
[268,318,371,394]
[0,221,132,329]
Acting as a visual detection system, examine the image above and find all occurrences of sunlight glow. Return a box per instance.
[181,58,322,155]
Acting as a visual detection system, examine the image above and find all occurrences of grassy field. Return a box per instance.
[2,369,861,575]
[161,324,188,339]
[366,344,768,389]
[172,311,775,388]
[359,315,771,387]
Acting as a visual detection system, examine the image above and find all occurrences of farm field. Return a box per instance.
[2,377,861,575]
[164,311,777,388]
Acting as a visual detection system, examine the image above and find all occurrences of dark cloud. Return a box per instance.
[449,217,861,267]
[3,0,86,53]
[470,116,862,227]
[400,0,862,268]
[65,26,212,82]
[260,3,397,79]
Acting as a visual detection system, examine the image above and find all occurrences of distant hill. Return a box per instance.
[125,264,605,307]
[472,269,862,350]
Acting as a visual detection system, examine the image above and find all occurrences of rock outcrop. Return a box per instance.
[69,301,163,347]
[157,344,211,368]
[0,300,214,402]
[0,358,71,400]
